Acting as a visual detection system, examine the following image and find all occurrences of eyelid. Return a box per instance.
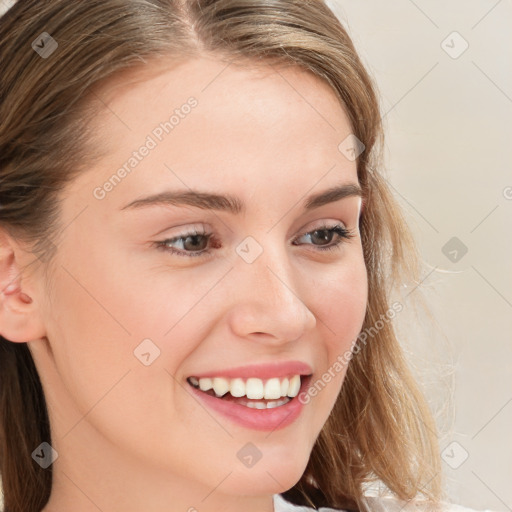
[156,218,349,243]
[153,219,355,259]
[293,223,356,247]
[297,218,348,234]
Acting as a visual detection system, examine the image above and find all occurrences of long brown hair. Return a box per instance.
[0,1,442,511]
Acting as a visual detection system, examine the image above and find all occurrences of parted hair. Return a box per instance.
[0,1,442,511]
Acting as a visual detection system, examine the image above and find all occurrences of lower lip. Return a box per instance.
[188,375,311,432]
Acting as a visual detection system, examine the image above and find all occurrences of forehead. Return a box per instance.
[97,54,347,117]
[74,55,358,212]
[93,54,353,145]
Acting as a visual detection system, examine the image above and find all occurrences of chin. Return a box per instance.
[226,454,308,496]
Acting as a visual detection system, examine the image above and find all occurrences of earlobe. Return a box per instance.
[0,231,47,344]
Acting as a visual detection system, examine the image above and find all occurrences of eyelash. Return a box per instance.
[153,224,355,259]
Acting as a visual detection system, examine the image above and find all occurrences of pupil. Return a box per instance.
[184,234,207,251]
[312,229,332,245]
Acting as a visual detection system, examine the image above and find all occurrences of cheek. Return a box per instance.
[305,250,367,402]
[42,238,172,417]
[314,250,368,345]
[45,235,225,409]
[44,250,199,463]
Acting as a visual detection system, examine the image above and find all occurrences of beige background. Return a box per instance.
[325,0,512,510]
[1,0,511,510]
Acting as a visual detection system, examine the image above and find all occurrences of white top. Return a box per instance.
[273,493,493,512]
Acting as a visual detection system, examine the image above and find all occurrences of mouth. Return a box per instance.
[186,374,313,410]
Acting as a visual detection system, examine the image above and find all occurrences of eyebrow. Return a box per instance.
[120,183,363,214]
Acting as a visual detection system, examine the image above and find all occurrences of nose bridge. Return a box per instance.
[227,239,316,341]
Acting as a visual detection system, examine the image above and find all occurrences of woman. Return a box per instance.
[0,1,484,511]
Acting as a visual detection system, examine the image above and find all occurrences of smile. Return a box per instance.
[187,375,311,424]
[186,374,311,410]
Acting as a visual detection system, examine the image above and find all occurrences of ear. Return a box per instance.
[0,228,47,343]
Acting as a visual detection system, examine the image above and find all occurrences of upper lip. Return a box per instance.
[189,361,313,380]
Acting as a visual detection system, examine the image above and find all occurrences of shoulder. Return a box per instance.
[273,494,496,512]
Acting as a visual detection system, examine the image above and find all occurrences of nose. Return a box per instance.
[226,246,317,344]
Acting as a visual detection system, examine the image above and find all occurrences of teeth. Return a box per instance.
[212,377,230,397]
[264,398,290,409]
[245,398,290,409]
[280,378,289,397]
[230,378,246,398]
[246,378,264,399]
[264,378,282,399]
[287,375,301,398]
[247,401,266,409]
[198,377,213,392]
[189,374,303,399]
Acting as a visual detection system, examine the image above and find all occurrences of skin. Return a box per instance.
[0,56,367,512]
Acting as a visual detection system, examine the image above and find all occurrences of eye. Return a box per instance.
[292,223,355,252]
[154,227,216,258]
[153,223,355,258]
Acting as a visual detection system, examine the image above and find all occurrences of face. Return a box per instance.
[27,56,368,509]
